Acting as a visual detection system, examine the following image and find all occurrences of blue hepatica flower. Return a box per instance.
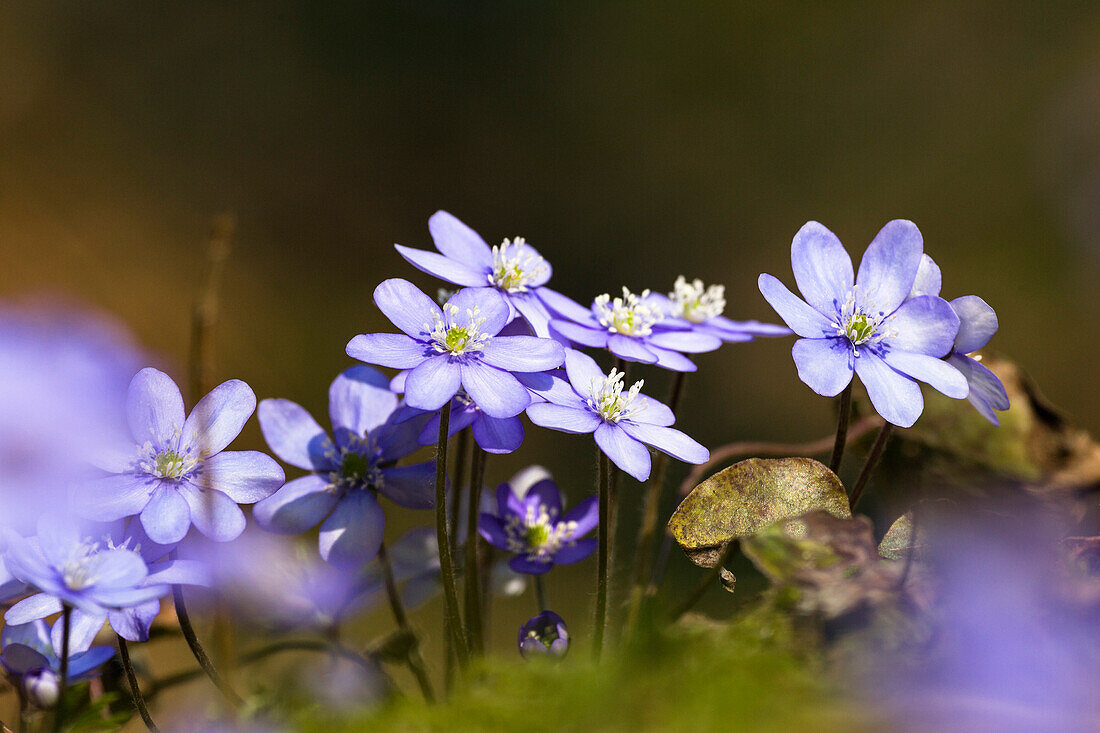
[254,366,436,567]
[479,472,597,575]
[525,350,709,481]
[518,610,569,659]
[650,276,792,342]
[758,220,970,428]
[395,211,557,336]
[75,368,285,544]
[2,619,115,707]
[542,286,721,372]
[346,280,566,418]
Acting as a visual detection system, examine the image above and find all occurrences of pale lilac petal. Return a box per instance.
[647,330,722,353]
[253,474,338,534]
[178,484,246,542]
[538,287,595,322]
[525,403,601,434]
[108,602,159,643]
[552,538,597,564]
[709,316,793,339]
[790,221,854,316]
[550,319,609,348]
[887,295,960,357]
[389,370,408,393]
[632,395,675,427]
[257,399,332,471]
[791,337,854,397]
[758,274,837,338]
[145,559,210,587]
[854,352,923,428]
[619,422,709,465]
[329,365,399,442]
[562,496,598,536]
[126,368,185,447]
[563,349,606,396]
[140,487,192,545]
[607,334,658,364]
[394,244,488,286]
[428,210,494,269]
[519,371,586,409]
[524,479,562,517]
[378,462,435,510]
[6,595,62,625]
[479,514,509,550]
[196,451,284,504]
[446,287,511,336]
[512,292,553,337]
[882,350,969,399]
[951,295,998,353]
[373,278,441,338]
[480,336,565,372]
[459,361,530,418]
[855,219,924,315]
[52,610,106,655]
[180,379,256,457]
[405,356,463,412]
[345,333,429,369]
[74,473,158,522]
[909,254,942,297]
[319,491,385,568]
[594,423,651,482]
[83,550,148,589]
[947,353,1009,425]
[471,415,524,454]
[647,345,697,372]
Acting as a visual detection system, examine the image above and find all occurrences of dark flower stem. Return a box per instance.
[534,575,548,614]
[52,605,72,733]
[377,542,435,703]
[464,446,487,656]
[170,566,243,708]
[434,402,469,667]
[593,449,612,661]
[848,423,893,511]
[668,543,736,623]
[829,383,853,474]
[118,637,159,732]
[449,428,470,558]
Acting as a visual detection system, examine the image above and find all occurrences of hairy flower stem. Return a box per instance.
[118,637,160,732]
[434,402,469,667]
[593,449,613,661]
[829,384,853,474]
[464,446,487,656]
[52,605,72,733]
[534,575,548,614]
[170,560,243,709]
[849,423,893,511]
[377,542,435,703]
[449,429,471,558]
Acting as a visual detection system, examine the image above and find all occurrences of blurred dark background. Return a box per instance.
[1,0,1099,670]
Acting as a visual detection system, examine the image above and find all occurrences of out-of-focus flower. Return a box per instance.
[346,280,565,418]
[479,473,597,574]
[1,619,114,707]
[518,610,569,659]
[526,350,709,481]
[254,366,435,567]
[651,276,792,343]
[74,368,284,544]
[758,220,968,427]
[395,211,557,336]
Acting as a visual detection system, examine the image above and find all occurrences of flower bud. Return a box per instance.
[25,668,59,708]
[518,610,569,659]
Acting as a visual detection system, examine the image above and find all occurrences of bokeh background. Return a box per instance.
[1,0,1099,717]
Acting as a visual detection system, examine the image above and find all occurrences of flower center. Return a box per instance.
[593,287,662,337]
[61,541,101,590]
[137,433,202,481]
[503,503,577,563]
[488,237,547,293]
[587,368,645,423]
[325,436,384,493]
[669,276,725,323]
[844,313,876,344]
[427,304,492,355]
[834,287,895,356]
[525,524,551,547]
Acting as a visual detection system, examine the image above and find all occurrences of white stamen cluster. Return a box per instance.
[137,427,203,480]
[593,287,662,337]
[587,368,645,423]
[323,435,384,493]
[504,502,577,562]
[61,540,102,590]
[488,237,547,293]
[669,276,725,323]
[832,285,897,356]
[426,303,492,355]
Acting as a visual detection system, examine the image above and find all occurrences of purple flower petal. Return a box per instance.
[512,291,554,337]
[519,371,586,409]
[525,479,562,517]
[594,423,651,482]
[855,219,923,315]
[446,287,511,337]
[709,316,793,339]
[253,474,339,534]
[417,404,479,446]
[180,379,255,457]
[563,349,607,397]
[329,365,399,445]
[145,559,210,587]
[108,601,159,643]
[562,496,598,536]
[428,210,494,269]
[394,244,488,287]
[647,345,697,372]
[758,274,836,338]
[909,254,942,297]
[83,549,148,590]
[496,482,519,518]
[647,330,722,353]
[378,462,435,510]
[6,594,63,625]
[257,399,332,471]
[619,422,708,465]
[69,644,117,676]
[791,337,854,397]
[471,414,524,454]
[373,279,441,338]
[509,555,552,575]
[951,295,998,353]
[140,486,192,545]
[948,353,1009,425]
[52,610,107,655]
[73,473,158,522]
[346,333,430,369]
[319,491,385,568]
[459,361,530,418]
[790,220,854,317]
[550,319,608,348]
[888,295,960,357]
[389,370,408,393]
[854,352,923,428]
[607,334,658,364]
[478,513,509,550]
[405,356,463,412]
[178,484,246,542]
[126,368,185,447]
[632,395,675,427]
[480,336,565,372]
[196,451,284,504]
[882,350,969,399]
[526,403,601,434]
[538,287,595,323]
[552,538,597,564]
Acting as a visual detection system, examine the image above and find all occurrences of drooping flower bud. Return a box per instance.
[518,610,569,659]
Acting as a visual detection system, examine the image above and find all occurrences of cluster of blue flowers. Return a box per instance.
[0,212,1006,725]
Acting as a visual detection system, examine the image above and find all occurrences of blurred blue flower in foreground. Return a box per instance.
[479,472,597,574]
[758,220,969,427]
[75,367,284,544]
[254,366,436,567]
[347,280,565,418]
[526,350,708,481]
[1,620,114,707]
[518,610,569,659]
